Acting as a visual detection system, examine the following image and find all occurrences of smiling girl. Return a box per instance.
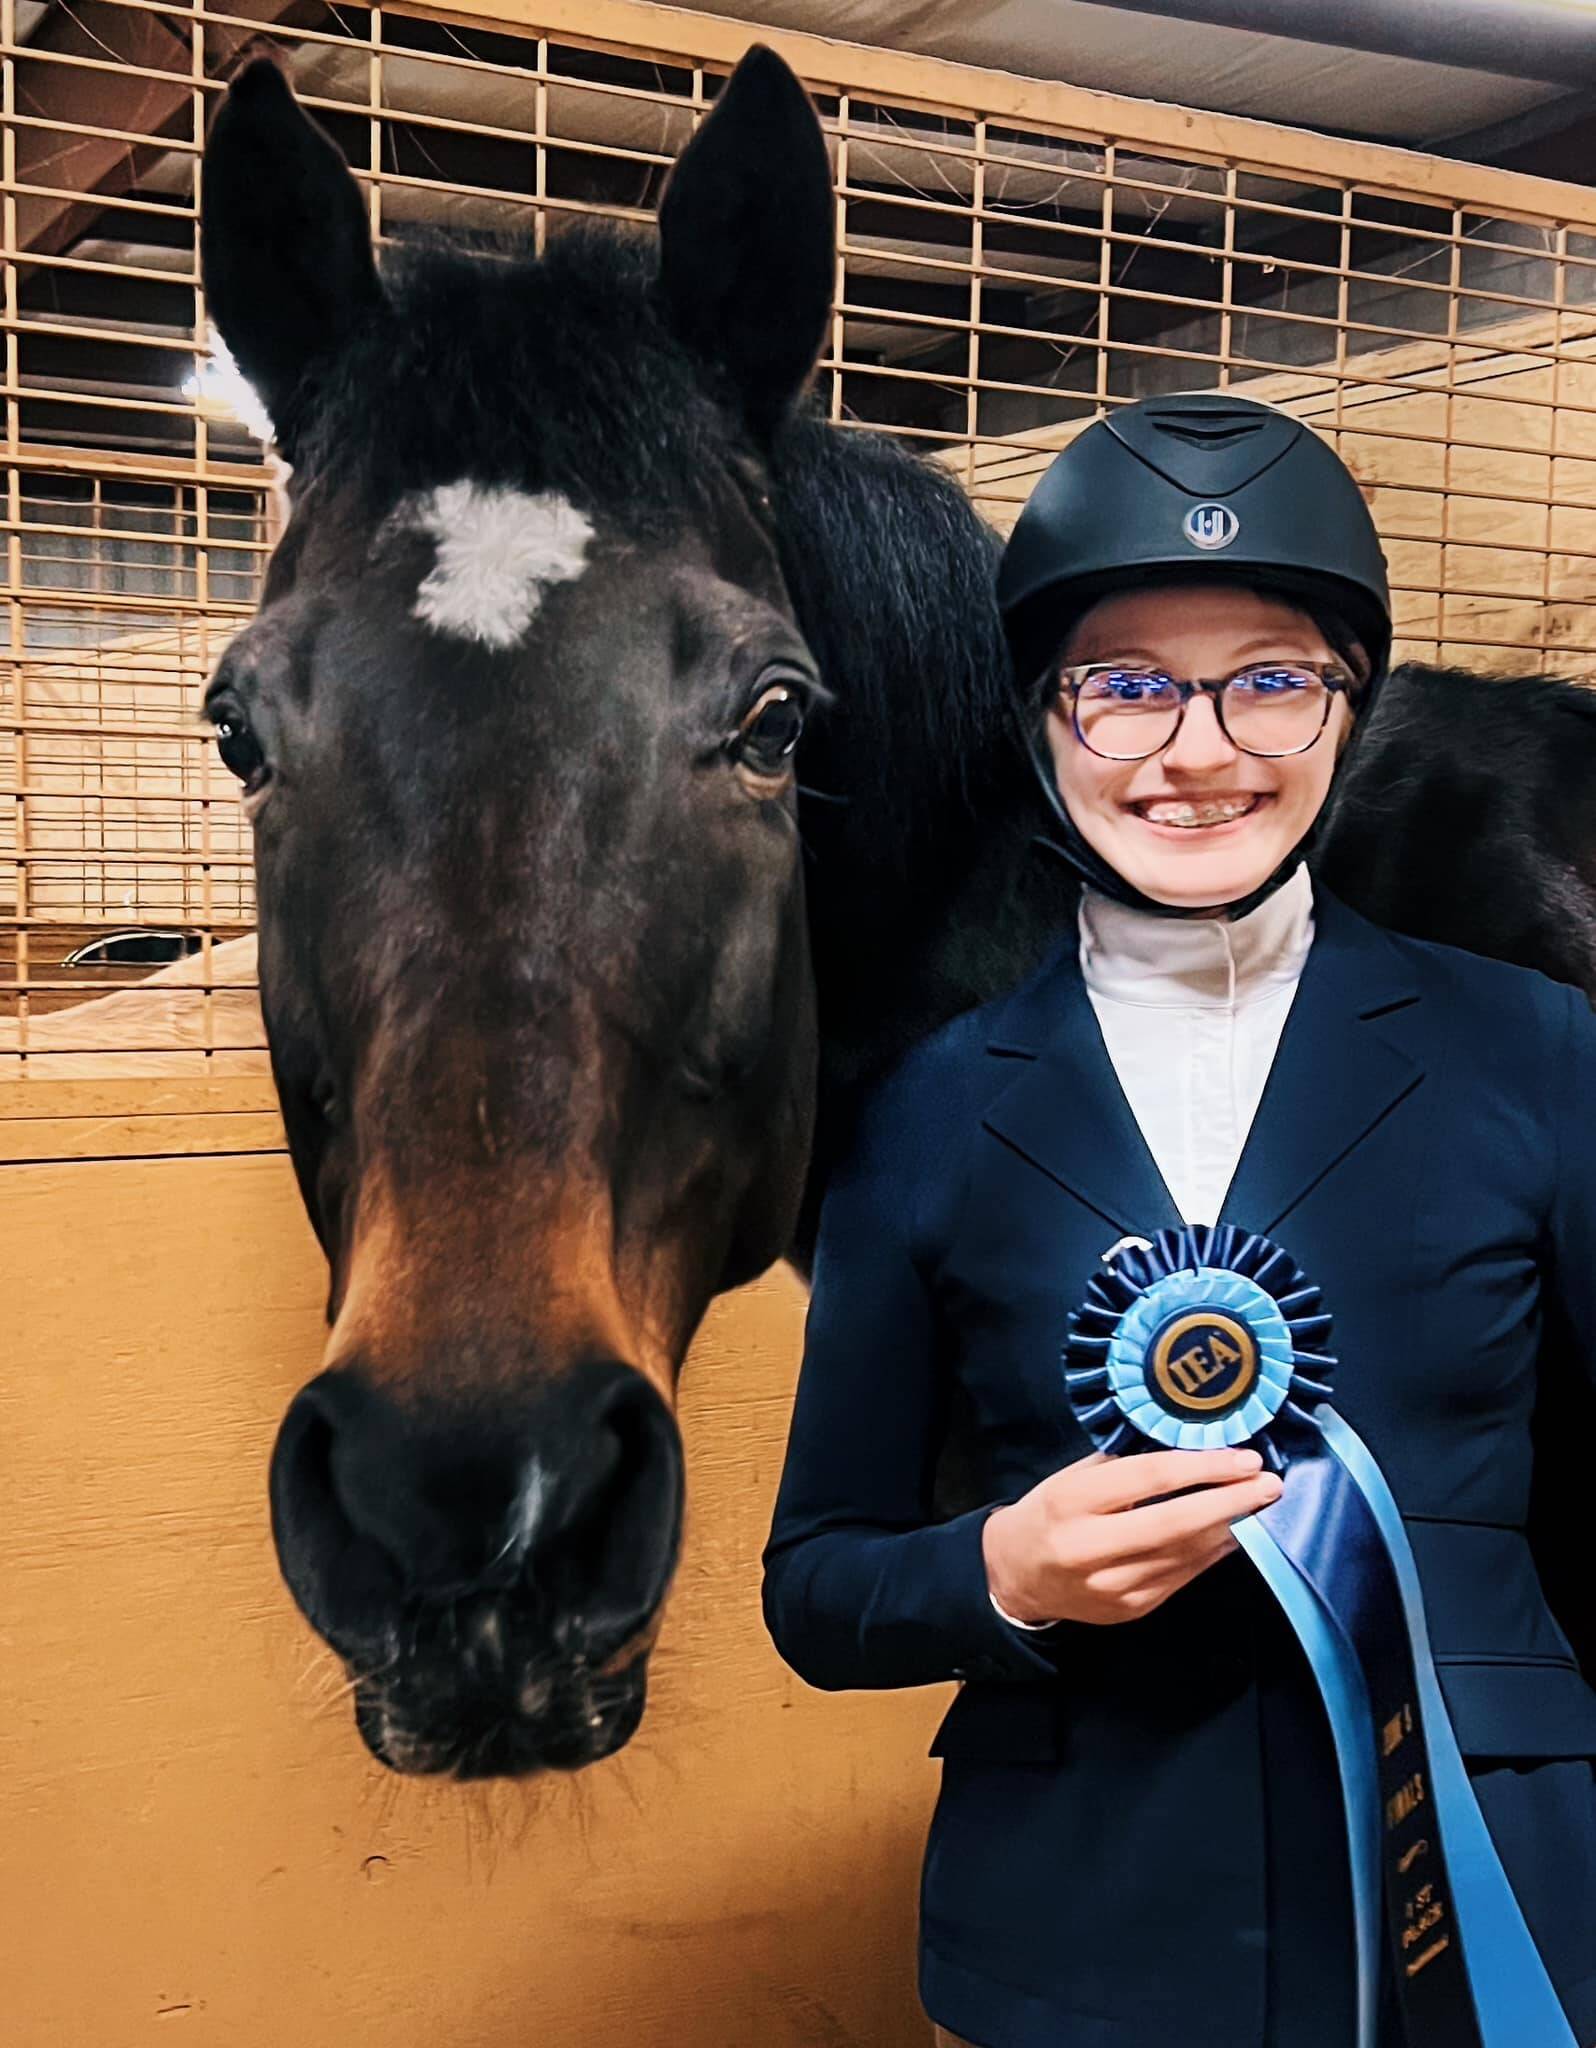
[763,394,1596,2047]
[1043,583,1356,909]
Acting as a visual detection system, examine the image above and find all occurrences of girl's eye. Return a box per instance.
[213,711,269,793]
[727,680,806,779]
[1240,667,1312,695]
[1093,670,1174,703]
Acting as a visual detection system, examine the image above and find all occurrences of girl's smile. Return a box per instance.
[1126,791,1272,834]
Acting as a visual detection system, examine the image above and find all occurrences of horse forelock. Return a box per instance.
[293,225,733,531]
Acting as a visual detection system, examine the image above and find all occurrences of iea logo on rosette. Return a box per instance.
[1147,1306,1260,1415]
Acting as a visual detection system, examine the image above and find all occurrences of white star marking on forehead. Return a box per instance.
[400,482,595,650]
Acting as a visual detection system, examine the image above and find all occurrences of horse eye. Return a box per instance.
[212,710,269,793]
[728,681,806,779]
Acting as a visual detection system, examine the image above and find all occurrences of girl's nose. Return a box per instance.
[1161,690,1239,773]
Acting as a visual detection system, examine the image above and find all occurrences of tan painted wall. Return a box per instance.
[1,1110,945,2046]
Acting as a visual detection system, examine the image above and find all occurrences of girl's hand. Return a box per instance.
[981,1447,1282,1627]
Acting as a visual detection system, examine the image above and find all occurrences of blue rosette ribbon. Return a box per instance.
[1063,1224,1576,2048]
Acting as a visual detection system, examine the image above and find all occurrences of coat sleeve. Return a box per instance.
[1546,982,1596,1383]
[1535,983,1596,1679]
[761,1061,1065,1691]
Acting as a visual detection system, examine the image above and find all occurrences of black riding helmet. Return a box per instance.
[996,391,1393,920]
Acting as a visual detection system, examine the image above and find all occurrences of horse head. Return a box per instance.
[200,48,836,1776]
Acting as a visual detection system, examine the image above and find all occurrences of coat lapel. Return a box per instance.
[980,935,1183,1237]
[978,886,1425,1241]
[1220,888,1425,1234]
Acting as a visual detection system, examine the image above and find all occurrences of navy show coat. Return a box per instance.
[762,888,1596,2048]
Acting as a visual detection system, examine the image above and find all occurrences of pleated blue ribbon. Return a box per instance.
[1063,1224,1576,2048]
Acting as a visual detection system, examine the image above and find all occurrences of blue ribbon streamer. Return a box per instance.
[1063,1226,1578,2046]
[1318,1409,1577,2046]
[1232,1508,1383,2048]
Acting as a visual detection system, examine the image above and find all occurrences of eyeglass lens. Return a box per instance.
[1073,666,1331,759]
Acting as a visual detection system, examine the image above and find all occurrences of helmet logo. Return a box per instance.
[1183,502,1239,550]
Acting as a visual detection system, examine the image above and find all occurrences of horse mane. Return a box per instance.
[768,411,1017,888]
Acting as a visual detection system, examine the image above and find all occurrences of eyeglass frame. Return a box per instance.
[1053,658,1358,761]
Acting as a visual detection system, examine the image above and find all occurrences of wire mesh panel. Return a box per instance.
[5,0,1596,1070]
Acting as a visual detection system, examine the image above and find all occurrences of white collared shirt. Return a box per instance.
[988,866,1316,1633]
[1078,862,1315,1226]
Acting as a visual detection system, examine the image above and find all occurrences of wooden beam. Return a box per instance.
[9,0,307,263]
[391,0,1596,228]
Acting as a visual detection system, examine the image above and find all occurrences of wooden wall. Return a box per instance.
[1,1087,944,2046]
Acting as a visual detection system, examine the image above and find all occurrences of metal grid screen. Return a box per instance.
[6,0,1596,1070]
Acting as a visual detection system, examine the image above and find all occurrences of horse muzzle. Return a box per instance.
[268,1357,683,1775]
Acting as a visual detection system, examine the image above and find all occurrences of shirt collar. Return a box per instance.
[1079,861,1315,1009]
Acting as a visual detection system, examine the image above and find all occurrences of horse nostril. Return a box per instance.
[268,1362,685,1659]
[269,1375,411,1645]
[273,1368,529,1615]
[535,1364,685,1647]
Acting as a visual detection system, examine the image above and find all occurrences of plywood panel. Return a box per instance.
[0,933,264,1073]
[1,1149,942,2046]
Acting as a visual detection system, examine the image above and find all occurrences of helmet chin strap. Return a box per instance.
[1008,688,1322,925]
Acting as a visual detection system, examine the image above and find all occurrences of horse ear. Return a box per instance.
[200,57,386,459]
[656,45,833,435]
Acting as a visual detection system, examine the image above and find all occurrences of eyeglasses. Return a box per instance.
[1054,660,1355,761]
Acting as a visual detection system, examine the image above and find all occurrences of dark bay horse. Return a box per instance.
[200,49,1596,1778]
[200,45,1062,1778]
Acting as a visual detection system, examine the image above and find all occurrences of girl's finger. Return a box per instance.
[1089,1471,1281,1557]
[1076,1446,1264,1513]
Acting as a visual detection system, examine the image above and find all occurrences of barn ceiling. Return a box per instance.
[8,0,1595,465]
[668,0,1572,148]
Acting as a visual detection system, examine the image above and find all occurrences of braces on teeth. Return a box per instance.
[1140,798,1258,827]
